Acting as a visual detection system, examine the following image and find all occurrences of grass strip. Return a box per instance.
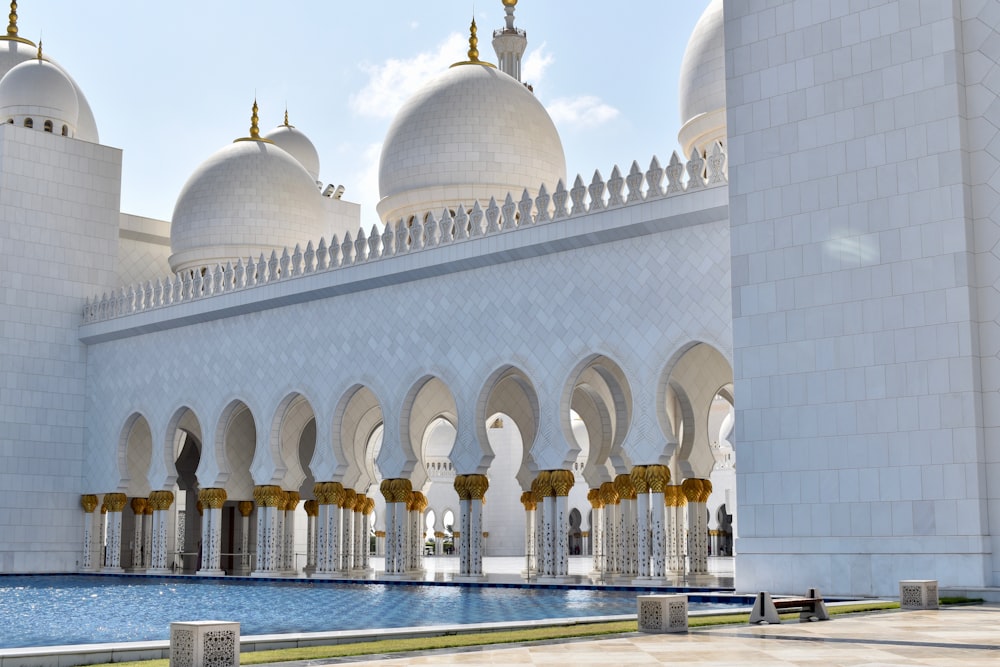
[78,600,903,667]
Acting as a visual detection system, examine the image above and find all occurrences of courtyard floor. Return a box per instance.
[283,604,1000,666]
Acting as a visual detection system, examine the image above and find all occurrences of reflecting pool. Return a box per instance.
[0,575,729,648]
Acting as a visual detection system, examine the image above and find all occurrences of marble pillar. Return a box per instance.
[102,492,127,572]
[80,494,99,571]
[252,485,284,575]
[147,490,174,573]
[645,465,670,580]
[197,488,226,575]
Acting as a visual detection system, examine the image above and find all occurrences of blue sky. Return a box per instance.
[24,1,708,229]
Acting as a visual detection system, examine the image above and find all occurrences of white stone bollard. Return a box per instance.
[899,580,938,609]
[637,594,688,633]
[170,621,240,667]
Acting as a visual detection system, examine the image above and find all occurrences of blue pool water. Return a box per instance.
[0,575,725,649]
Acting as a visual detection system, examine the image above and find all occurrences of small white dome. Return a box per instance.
[262,122,321,182]
[0,40,98,142]
[678,0,726,157]
[169,139,328,274]
[377,63,565,224]
[0,55,79,133]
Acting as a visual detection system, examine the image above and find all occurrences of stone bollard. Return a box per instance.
[637,594,688,633]
[899,580,938,609]
[170,621,240,667]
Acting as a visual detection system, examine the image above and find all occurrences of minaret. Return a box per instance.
[492,0,526,82]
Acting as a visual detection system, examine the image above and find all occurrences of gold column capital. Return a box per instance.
[80,494,99,513]
[466,474,489,500]
[356,492,370,513]
[587,488,604,509]
[342,488,357,510]
[389,478,412,503]
[253,484,284,507]
[614,473,636,500]
[363,497,375,515]
[454,474,470,500]
[199,487,227,509]
[237,500,254,517]
[148,490,175,511]
[380,478,394,502]
[600,481,619,506]
[104,492,127,512]
[520,490,537,511]
[284,490,300,511]
[631,465,649,494]
[645,464,671,493]
[666,484,688,507]
[303,499,318,516]
[533,470,554,497]
[550,469,574,497]
[130,497,147,515]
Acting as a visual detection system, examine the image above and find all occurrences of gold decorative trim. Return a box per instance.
[253,484,284,508]
[614,473,636,501]
[631,465,649,494]
[199,487,227,509]
[450,18,496,68]
[587,488,603,509]
[645,464,671,493]
[466,474,489,500]
[148,490,175,511]
[520,490,536,511]
[104,492,127,512]
[342,488,357,510]
[237,500,254,517]
[233,99,274,144]
[2,2,32,45]
[284,490,300,511]
[303,499,318,516]
[600,481,619,506]
[80,494,99,513]
[550,469,574,497]
[130,497,147,515]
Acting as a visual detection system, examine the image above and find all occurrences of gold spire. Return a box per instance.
[234,98,274,144]
[283,107,293,128]
[502,0,517,6]
[450,17,495,68]
[36,38,40,60]
[3,1,34,45]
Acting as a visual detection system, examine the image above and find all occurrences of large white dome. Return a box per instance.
[262,120,321,183]
[678,0,726,157]
[0,55,79,133]
[0,39,99,142]
[169,138,328,274]
[377,62,565,224]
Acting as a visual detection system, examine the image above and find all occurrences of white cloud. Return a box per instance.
[350,33,467,119]
[546,96,620,130]
[522,43,554,86]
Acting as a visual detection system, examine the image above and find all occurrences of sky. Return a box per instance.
[23,1,709,230]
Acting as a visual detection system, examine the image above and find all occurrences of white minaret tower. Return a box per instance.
[492,0,526,83]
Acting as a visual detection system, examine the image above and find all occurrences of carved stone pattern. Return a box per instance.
[203,629,237,667]
[170,628,195,667]
[668,600,688,629]
[638,599,662,631]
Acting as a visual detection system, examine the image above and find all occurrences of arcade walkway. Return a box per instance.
[316,604,1000,666]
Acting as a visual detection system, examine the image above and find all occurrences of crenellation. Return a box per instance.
[83,145,727,323]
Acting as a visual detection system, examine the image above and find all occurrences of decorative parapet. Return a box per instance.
[83,145,727,323]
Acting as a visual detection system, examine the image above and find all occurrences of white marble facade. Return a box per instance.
[3,0,1000,597]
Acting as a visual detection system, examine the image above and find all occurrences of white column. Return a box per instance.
[684,479,711,576]
[147,490,174,573]
[636,489,650,578]
[522,492,536,576]
[667,486,687,574]
[355,504,366,572]
[197,488,226,575]
[98,506,108,569]
[283,493,299,574]
[459,496,471,575]
[650,488,666,578]
[142,511,153,569]
[240,510,252,573]
[305,501,317,572]
[252,485,282,574]
[131,499,146,570]
[80,495,98,571]
[342,499,355,572]
[554,494,569,576]
[470,498,483,575]
[590,500,603,574]
[102,493,126,572]
[393,501,408,574]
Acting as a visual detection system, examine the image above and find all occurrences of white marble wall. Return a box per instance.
[727,0,994,595]
[0,125,121,572]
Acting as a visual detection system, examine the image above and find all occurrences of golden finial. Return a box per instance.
[36,38,41,60]
[234,98,274,144]
[7,1,17,37]
[2,1,32,46]
[283,107,291,127]
[502,0,517,6]
[450,16,495,68]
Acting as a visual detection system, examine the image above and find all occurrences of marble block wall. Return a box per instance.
[727,0,994,595]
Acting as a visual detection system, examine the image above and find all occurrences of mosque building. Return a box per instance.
[0,0,997,598]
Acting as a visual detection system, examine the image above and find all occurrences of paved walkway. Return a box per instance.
[299,605,1000,666]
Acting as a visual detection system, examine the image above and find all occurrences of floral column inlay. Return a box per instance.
[631,467,649,578]
[520,491,537,577]
[534,472,554,576]
[237,500,254,573]
[147,490,174,572]
[197,488,227,574]
[130,497,147,570]
[342,488,356,571]
[614,474,636,576]
[683,478,712,575]
[362,496,375,570]
[454,476,471,576]
[466,475,489,576]
[253,485,283,574]
[587,489,604,575]
[283,491,299,574]
[102,492,127,572]
[645,465,670,579]
[80,494,98,571]
[550,470,574,577]
[600,482,619,576]
[304,499,317,572]
[665,485,688,574]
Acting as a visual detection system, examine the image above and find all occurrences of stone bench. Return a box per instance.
[637,594,688,633]
[170,621,240,667]
[749,589,829,624]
